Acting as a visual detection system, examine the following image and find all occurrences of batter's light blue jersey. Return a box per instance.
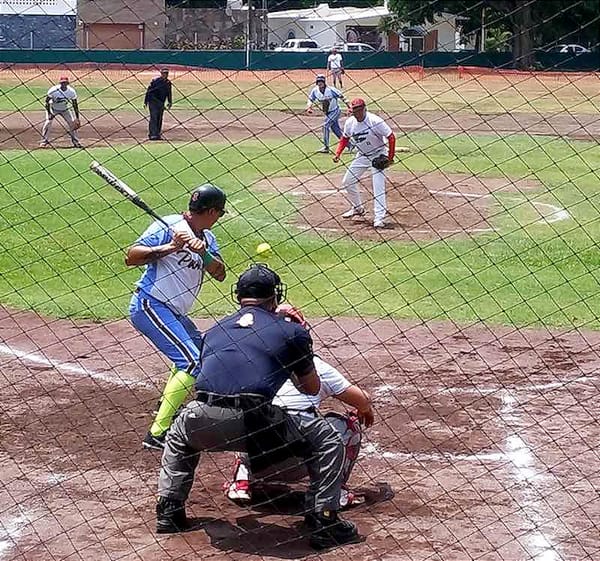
[308,86,344,113]
[134,214,220,315]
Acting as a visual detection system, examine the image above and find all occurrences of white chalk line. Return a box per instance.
[291,187,570,233]
[0,344,153,390]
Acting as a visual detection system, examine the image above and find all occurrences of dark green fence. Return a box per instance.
[0,48,598,71]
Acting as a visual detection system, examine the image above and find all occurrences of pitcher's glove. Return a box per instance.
[322,99,331,114]
[372,154,390,170]
[72,118,81,130]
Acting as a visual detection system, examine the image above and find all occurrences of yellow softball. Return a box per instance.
[255,242,273,259]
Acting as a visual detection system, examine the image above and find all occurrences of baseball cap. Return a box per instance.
[315,74,326,83]
[235,264,284,300]
[59,76,69,83]
[160,68,169,73]
[350,98,366,109]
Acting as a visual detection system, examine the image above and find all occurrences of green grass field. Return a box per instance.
[2,74,600,115]
[2,131,600,328]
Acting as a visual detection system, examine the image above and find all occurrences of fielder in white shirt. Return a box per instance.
[40,76,81,148]
[225,304,375,509]
[327,47,344,89]
[334,98,398,228]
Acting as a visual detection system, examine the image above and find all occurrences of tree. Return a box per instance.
[387,1,534,67]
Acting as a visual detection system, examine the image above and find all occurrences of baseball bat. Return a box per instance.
[89,161,169,228]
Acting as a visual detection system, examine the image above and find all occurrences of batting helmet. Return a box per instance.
[276,303,307,328]
[189,183,226,212]
[315,74,326,84]
[234,264,286,304]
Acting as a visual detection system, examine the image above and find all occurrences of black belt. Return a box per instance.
[196,391,267,410]
[285,406,318,415]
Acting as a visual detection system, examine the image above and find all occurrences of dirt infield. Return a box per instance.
[255,170,548,240]
[1,306,600,560]
[1,107,599,151]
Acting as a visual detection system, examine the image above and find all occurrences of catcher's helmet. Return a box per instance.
[315,74,326,84]
[189,183,226,212]
[234,264,287,303]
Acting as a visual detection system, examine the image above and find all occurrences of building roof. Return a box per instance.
[268,3,390,23]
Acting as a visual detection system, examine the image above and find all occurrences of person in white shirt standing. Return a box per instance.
[306,74,349,154]
[327,47,344,89]
[334,98,407,228]
[40,76,82,148]
[224,303,375,509]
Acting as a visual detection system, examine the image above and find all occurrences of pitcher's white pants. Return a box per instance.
[342,153,387,224]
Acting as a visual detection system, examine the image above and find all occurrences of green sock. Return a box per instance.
[150,370,195,437]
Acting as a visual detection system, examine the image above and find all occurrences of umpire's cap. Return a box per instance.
[189,183,227,213]
[235,264,286,303]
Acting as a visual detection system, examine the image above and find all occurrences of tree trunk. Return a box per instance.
[511,0,534,69]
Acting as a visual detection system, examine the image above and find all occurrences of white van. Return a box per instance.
[274,39,322,52]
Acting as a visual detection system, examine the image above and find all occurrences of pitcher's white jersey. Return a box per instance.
[342,111,392,157]
[135,214,220,315]
[308,85,344,113]
[47,85,77,112]
[272,356,351,410]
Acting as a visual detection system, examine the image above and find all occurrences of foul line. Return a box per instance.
[0,344,153,390]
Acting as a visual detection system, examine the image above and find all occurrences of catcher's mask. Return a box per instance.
[233,264,287,305]
[276,303,308,329]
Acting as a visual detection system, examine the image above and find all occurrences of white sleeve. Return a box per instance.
[342,118,353,138]
[374,115,392,138]
[314,356,351,398]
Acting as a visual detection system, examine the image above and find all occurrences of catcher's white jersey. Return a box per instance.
[47,85,77,112]
[272,356,351,410]
[343,111,392,157]
[135,214,220,316]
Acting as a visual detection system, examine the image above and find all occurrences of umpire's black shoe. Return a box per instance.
[143,431,165,451]
[156,497,190,534]
[306,510,360,550]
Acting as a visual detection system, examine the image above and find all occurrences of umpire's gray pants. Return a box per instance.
[158,400,345,512]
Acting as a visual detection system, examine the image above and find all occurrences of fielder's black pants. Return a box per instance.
[148,100,165,139]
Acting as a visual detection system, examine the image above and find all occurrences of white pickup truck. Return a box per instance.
[274,39,323,52]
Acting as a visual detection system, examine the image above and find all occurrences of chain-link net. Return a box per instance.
[1,0,600,559]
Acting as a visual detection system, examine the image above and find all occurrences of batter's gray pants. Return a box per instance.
[158,400,345,512]
[41,110,79,144]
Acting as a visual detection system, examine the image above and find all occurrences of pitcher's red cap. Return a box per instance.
[59,76,69,82]
[350,98,366,109]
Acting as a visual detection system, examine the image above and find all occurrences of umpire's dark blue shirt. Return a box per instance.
[144,77,172,105]
[195,306,314,399]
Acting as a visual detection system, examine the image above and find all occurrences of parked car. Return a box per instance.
[274,39,322,52]
[324,43,379,53]
[547,44,591,54]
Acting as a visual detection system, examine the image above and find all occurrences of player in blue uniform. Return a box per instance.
[155,265,360,550]
[125,184,227,450]
[305,75,349,154]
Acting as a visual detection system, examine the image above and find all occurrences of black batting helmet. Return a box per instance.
[189,183,226,212]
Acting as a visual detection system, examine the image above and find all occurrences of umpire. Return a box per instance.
[144,68,172,140]
[156,264,360,550]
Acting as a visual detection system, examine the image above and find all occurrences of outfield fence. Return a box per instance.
[2,2,600,561]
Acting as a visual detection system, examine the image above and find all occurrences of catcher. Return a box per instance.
[224,303,374,510]
[306,75,349,154]
[40,76,82,148]
[333,98,409,228]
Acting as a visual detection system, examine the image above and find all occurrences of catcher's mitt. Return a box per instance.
[321,99,331,114]
[72,118,81,130]
[372,154,390,170]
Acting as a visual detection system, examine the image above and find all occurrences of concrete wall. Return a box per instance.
[0,15,76,48]
[77,0,166,49]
